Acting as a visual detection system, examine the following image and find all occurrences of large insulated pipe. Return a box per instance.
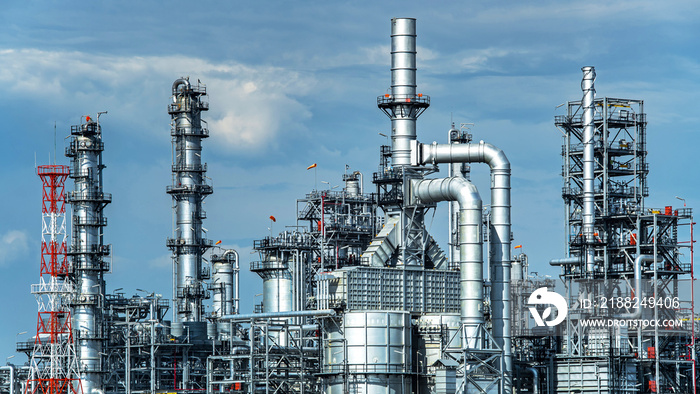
[448,126,471,266]
[581,66,596,274]
[167,77,212,323]
[412,140,512,392]
[413,177,483,347]
[66,116,111,394]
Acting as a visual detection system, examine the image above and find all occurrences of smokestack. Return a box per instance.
[581,66,596,274]
[378,18,430,168]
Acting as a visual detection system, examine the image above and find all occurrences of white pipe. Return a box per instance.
[220,309,336,322]
[223,249,240,314]
[619,255,657,319]
[1,365,15,394]
[413,177,483,347]
[581,66,596,274]
[411,139,512,392]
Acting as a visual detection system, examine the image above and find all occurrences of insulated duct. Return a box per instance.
[581,66,596,274]
[411,139,513,392]
[412,177,483,346]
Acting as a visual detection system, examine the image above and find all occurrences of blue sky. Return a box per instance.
[0,1,698,359]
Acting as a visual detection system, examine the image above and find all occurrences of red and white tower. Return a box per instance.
[25,165,82,394]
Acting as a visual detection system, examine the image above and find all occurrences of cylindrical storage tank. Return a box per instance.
[323,311,412,394]
[211,254,234,317]
[262,271,293,313]
[344,173,361,197]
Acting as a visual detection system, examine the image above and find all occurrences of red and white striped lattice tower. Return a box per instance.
[25,165,82,394]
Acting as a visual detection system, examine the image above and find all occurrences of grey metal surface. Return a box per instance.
[581,66,596,273]
[167,77,212,323]
[389,18,417,167]
[323,311,412,394]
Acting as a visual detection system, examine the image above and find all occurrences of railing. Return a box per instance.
[172,163,208,172]
[170,125,210,137]
[250,260,288,271]
[166,238,214,248]
[166,183,213,195]
[66,191,112,203]
[376,93,430,106]
[73,216,108,226]
[322,363,409,374]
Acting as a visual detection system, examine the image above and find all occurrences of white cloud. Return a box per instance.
[0,49,316,152]
[0,230,30,266]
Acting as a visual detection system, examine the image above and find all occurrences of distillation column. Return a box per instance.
[166,78,213,326]
[66,115,111,394]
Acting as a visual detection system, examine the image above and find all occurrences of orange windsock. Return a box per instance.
[306,163,317,170]
[269,215,276,222]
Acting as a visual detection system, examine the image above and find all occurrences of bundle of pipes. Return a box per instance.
[385,17,514,393]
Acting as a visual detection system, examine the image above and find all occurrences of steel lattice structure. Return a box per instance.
[26,165,82,394]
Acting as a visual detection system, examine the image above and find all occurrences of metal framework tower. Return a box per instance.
[166,77,213,324]
[26,165,82,394]
[552,67,695,392]
[66,115,111,394]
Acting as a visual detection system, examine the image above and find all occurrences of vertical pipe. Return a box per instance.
[412,177,483,347]
[414,141,512,393]
[581,66,597,274]
[390,18,417,167]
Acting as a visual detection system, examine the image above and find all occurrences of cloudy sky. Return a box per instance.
[0,1,698,359]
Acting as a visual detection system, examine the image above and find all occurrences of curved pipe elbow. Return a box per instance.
[413,177,480,209]
[619,255,658,319]
[414,140,510,172]
[526,367,539,394]
[172,78,191,96]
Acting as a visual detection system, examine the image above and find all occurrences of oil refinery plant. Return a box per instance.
[0,18,696,394]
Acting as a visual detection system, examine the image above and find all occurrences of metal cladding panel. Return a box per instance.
[344,267,459,313]
[416,314,461,367]
[555,360,611,393]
